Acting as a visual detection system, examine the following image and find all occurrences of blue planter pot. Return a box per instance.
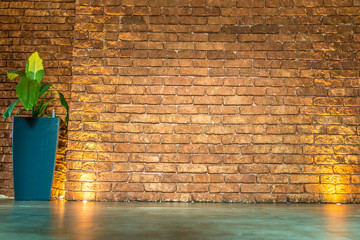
[12,117,60,201]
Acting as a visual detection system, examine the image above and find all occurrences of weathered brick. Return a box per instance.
[98,172,128,182]
[129,174,159,183]
[161,193,192,202]
[177,164,207,173]
[145,164,176,172]
[161,174,192,183]
[113,183,144,192]
[225,174,256,183]
[114,163,144,172]
[289,175,319,184]
[242,184,271,193]
[210,183,239,193]
[178,183,208,192]
[144,183,176,193]
[273,185,304,193]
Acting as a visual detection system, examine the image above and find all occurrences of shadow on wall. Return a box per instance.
[52,120,69,199]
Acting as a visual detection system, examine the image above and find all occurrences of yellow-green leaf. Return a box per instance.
[25,52,44,83]
[7,71,25,80]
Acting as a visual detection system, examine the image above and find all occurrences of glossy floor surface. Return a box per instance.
[0,200,359,240]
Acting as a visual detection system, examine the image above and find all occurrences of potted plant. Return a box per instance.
[2,52,69,200]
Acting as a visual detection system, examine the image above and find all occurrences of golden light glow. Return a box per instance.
[74,202,96,240]
[79,173,96,182]
[80,192,95,201]
[321,165,352,203]
[52,201,96,240]
[324,204,349,239]
[51,200,66,238]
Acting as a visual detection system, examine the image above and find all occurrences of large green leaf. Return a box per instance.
[25,52,44,83]
[16,76,40,110]
[2,99,21,119]
[7,70,25,80]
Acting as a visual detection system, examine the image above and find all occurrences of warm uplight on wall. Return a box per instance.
[324,193,348,204]
[322,165,352,203]
[81,192,95,201]
[79,173,96,182]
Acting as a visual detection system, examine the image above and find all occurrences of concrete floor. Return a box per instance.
[0,200,359,240]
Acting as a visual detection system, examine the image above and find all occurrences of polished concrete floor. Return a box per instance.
[0,200,359,240]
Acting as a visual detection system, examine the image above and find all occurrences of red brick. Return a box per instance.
[192,193,223,202]
[191,115,221,124]
[113,183,144,192]
[131,134,160,144]
[114,163,144,172]
[128,193,161,202]
[147,144,177,153]
[257,175,288,183]
[178,183,208,192]
[289,175,319,184]
[302,166,333,174]
[241,145,270,154]
[162,135,191,144]
[254,155,283,164]
[225,174,256,183]
[144,183,176,192]
[191,135,222,144]
[239,164,269,174]
[272,145,302,154]
[193,174,223,183]
[222,135,252,144]
[208,165,238,174]
[270,165,301,174]
[255,194,287,203]
[98,172,128,182]
[130,154,160,163]
[129,174,159,183]
[241,184,271,193]
[161,154,191,163]
[273,184,304,193]
[161,193,192,202]
[82,182,111,192]
[209,145,240,154]
[66,192,95,201]
[161,174,192,183]
[177,164,207,173]
[210,183,239,193]
[145,164,176,173]
[192,155,222,164]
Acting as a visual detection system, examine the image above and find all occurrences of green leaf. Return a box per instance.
[7,71,25,81]
[38,99,56,117]
[14,109,26,116]
[38,91,50,110]
[39,83,53,98]
[2,99,21,119]
[57,91,69,125]
[25,52,44,84]
[16,76,40,110]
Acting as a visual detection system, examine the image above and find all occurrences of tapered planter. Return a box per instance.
[12,117,60,201]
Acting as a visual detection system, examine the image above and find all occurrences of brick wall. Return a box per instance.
[1,0,360,203]
[0,0,75,198]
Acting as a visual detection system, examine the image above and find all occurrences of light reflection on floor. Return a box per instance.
[0,200,360,240]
